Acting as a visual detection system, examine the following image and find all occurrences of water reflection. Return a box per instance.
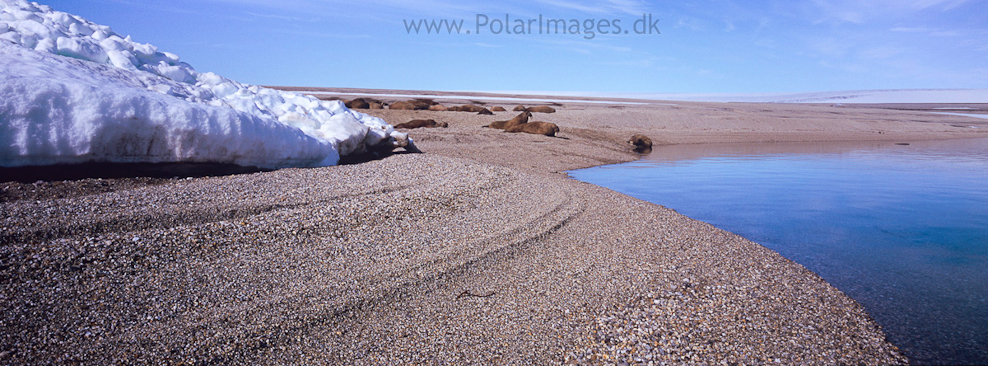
[569,138,988,365]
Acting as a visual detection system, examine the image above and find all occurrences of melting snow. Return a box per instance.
[0,0,407,168]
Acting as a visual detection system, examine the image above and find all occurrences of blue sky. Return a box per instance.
[40,0,988,93]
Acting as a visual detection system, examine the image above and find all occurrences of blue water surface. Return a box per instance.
[569,139,988,365]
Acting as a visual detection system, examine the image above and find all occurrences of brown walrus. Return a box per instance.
[478,108,493,115]
[394,119,448,129]
[491,106,506,112]
[368,102,384,109]
[485,111,531,129]
[447,104,487,113]
[389,101,417,110]
[410,99,436,109]
[487,120,508,129]
[346,98,370,109]
[428,104,448,111]
[505,121,559,136]
[389,99,433,110]
[513,105,527,111]
[526,105,556,113]
[628,134,653,152]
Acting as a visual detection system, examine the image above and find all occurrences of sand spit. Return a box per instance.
[0,155,903,365]
[5,94,987,364]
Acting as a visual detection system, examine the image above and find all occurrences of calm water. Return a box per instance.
[569,139,988,365]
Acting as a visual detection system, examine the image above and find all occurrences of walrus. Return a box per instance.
[389,99,432,110]
[389,101,417,110]
[478,108,493,115]
[513,105,527,111]
[491,106,506,112]
[485,111,531,129]
[346,98,370,109]
[410,99,436,109]
[448,104,487,113]
[428,104,448,111]
[628,134,653,153]
[526,105,556,113]
[505,121,559,136]
[368,102,384,109]
[394,119,448,129]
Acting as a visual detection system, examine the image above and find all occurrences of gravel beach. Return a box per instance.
[4,94,986,364]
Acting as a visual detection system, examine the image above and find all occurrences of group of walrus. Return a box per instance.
[339,96,556,118]
[342,97,496,113]
[392,109,560,137]
[361,97,651,150]
[483,110,560,137]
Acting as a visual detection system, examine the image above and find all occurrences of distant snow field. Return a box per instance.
[932,112,988,120]
[654,89,988,104]
[298,91,655,105]
[500,89,988,104]
[0,0,407,169]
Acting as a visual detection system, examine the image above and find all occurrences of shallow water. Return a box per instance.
[569,139,988,365]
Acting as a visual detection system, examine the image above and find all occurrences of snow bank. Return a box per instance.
[0,0,407,168]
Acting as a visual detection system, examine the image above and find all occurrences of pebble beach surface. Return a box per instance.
[7,96,980,364]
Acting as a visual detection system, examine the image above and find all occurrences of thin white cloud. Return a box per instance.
[807,0,973,25]
[206,0,479,19]
[528,37,634,53]
[535,0,609,14]
[598,55,675,68]
[817,60,867,73]
[809,37,855,58]
[244,11,316,22]
[757,17,770,30]
[890,27,932,32]
[602,0,651,16]
[533,0,648,16]
[859,46,905,59]
[674,17,704,31]
[600,59,655,67]
[754,39,776,48]
[836,11,864,24]
[273,28,371,39]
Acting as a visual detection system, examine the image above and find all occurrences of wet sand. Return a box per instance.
[2,91,986,364]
